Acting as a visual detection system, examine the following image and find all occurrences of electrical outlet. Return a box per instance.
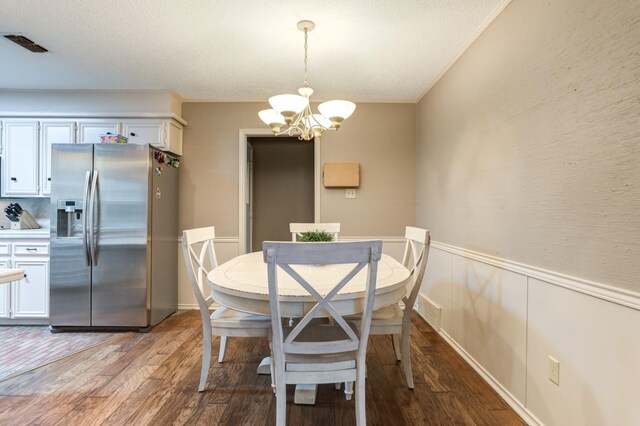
[548,356,560,385]
[345,188,356,199]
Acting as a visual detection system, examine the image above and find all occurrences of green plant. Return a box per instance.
[298,230,334,242]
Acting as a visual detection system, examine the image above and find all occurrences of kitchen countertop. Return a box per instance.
[0,228,50,239]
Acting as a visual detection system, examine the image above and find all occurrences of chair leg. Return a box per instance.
[218,336,228,363]
[392,334,402,361]
[199,332,212,392]
[401,331,414,389]
[275,382,287,426]
[355,370,366,425]
[344,381,354,400]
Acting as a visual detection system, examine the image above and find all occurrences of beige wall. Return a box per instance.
[180,102,416,239]
[416,0,640,292]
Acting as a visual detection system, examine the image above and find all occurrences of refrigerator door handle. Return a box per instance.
[89,170,99,266]
[82,171,91,266]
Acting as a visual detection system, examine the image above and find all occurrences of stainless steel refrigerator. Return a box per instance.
[49,144,178,330]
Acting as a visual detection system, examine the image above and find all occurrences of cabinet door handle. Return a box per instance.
[48,177,52,181]
[10,177,17,181]
[26,248,38,252]
[130,132,136,137]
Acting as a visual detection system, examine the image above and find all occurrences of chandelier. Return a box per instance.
[258,20,356,141]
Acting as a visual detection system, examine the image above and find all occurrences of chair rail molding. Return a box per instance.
[431,241,640,310]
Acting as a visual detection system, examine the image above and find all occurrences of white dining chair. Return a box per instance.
[182,226,271,392]
[349,226,430,389]
[264,240,382,426]
[290,223,340,241]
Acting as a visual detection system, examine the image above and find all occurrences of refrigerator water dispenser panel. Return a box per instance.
[56,200,84,238]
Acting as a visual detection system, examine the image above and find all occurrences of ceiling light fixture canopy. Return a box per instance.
[258,20,356,140]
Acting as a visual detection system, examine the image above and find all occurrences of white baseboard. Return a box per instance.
[177,304,199,310]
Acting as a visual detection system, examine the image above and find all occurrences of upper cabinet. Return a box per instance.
[77,120,121,144]
[1,120,75,197]
[1,121,40,196]
[122,120,183,155]
[0,116,184,197]
[41,121,76,195]
[78,119,182,155]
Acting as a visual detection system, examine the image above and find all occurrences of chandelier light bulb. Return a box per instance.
[258,109,286,132]
[318,100,357,129]
[268,94,308,124]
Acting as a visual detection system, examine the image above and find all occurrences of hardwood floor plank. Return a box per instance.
[191,402,227,425]
[53,396,106,426]
[0,311,524,425]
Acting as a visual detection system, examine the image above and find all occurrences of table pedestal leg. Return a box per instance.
[294,384,318,405]
[256,357,318,404]
[257,356,271,375]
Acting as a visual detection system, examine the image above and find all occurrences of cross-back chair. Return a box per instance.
[350,226,430,389]
[182,226,271,392]
[290,223,341,241]
[263,240,382,426]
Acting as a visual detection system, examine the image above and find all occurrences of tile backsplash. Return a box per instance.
[0,198,50,229]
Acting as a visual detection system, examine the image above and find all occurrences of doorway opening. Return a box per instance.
[238,130,321,254]
[247,137,313,251]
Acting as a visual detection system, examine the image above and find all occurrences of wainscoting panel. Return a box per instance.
[418,242,640,425]
[526,278,640,426]
[451,254,528,404]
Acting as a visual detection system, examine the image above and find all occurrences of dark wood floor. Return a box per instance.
[0,311,524,425]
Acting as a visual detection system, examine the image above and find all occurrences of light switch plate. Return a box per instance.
[346,188,356,199]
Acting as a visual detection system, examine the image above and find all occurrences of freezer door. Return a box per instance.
[91,144,150,327]
[50,144,93,326]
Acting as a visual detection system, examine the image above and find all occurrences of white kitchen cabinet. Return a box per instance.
[122,119,183,155]
[40,121,76,195]
[1,121,40,196]
[0,235,50,324]
[12,259,49,318]
[77,120,120,144]
[0,259,10,319]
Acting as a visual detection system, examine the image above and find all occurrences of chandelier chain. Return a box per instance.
[303,28,309,88]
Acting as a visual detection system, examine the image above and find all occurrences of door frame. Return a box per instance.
[238,129,320,254]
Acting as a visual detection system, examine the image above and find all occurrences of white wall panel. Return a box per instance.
[450,254,528,403]
[527,278,640,425]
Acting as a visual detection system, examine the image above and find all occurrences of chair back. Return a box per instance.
[182,227,218,316]
[263,241,382,361]
[401,226,431,311]
[290,223,341,241]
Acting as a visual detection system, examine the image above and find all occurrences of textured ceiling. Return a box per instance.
[0,0,506,102]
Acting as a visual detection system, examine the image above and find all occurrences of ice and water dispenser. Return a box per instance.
[56,200,84,237]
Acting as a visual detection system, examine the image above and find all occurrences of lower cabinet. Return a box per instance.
[0,239,50,322]
[0,259,10,318]
[12,259,49,318]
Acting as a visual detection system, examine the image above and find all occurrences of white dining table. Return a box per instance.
[206,250,410,404]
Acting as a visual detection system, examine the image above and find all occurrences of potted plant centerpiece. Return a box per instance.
[298,230,334,242]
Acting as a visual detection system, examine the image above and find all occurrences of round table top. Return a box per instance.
[206,252,410,316]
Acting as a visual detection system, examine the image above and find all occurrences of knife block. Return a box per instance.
[10,220,29,230]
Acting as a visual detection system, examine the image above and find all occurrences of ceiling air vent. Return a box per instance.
[3,35,48,53]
